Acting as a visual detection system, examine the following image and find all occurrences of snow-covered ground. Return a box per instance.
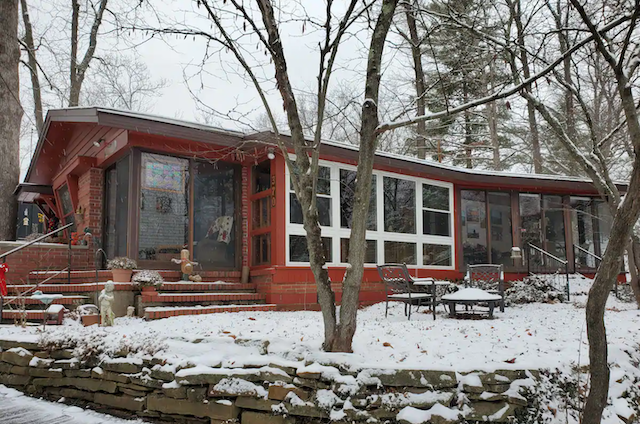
[0,275,638,423]
[0,385,147,424]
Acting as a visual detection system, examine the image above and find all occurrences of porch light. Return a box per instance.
[93,138,104,148]
[267,147,275,160]
[510,246,522,259]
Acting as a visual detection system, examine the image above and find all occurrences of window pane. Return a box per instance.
[570,197,596,268]
[423,184,449,211]
[290,193,303,224]
[488,192,512,266]
[138,153,189,262]
[519,193,542,249]
[384,241,416,265]
[462,190,487,265]
[317,197,331,226]
[423,210,450,236]
[253,161,271,193]
[543,195,566,259]
[289,235,332,262]
[317,166,331,195]
[290,193,331,226]
[595,200,612,255]
[383,177,416,234]
[340,170,376,230]
[253,197,270,229]
[340,238,377,263]
[252,234,271,265]
[423,244,452,266]
[58,185,74,216]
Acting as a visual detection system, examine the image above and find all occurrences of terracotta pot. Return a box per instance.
[141,286,157,294]
[81,314,100,326]
[111,269,133,282]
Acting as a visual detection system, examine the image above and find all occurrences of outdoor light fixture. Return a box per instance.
[267,147,276,160]
[93,138,104,148]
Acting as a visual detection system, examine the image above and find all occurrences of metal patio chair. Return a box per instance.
[377,263,436,320]
[466,264,505,312]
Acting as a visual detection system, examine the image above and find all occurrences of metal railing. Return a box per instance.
[0,223,74,321]
[526,243,570,301]
[572,245,621,297]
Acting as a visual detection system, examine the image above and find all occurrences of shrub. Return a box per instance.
[132,270,164,288]
[505,275,565,305]
[106,257,137,270]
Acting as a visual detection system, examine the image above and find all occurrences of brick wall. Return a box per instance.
[77,168,104,239]
[0,242,93,284]
[241,165,249,268]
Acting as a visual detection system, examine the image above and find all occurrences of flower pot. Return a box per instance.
[81,314,100,326]
[111,269,133,282]
[141,286,157,294]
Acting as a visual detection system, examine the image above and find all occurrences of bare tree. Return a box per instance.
[0,0,22,241]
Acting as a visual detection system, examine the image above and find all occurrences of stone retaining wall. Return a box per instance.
[0,338,538,424]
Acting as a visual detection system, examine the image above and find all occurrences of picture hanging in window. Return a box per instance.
[156,196,172,214]
[142,154,185,193]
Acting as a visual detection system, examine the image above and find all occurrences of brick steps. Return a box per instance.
[2,309,46,320]
[6,282,133,294]
[142,292,266,306]
[144,304,277,319]
[160,282,255,292]
[27,270,242,284]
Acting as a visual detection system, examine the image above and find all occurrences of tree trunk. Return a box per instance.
[582,160,640,423]
[0,0,22,241]
[69,0,80,106]
[404,0,427,160]
[627,234,640,306]
[330,0,398,353]
[20,0,43,134]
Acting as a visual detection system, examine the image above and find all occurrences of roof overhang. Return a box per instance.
[14,183,54,203]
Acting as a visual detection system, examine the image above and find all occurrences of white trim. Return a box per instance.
[285,157,456,270]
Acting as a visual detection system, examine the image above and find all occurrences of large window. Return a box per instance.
[340,170,376,230]
[488,192,513,266]
[251,160,272,266]
[423,184,450,236]
[570,197,596,268]
[138,153,189,263]
[286,160,454,268]
[462,190,487,265]
[383,176,415,234]
[57,184,77,232]
[104,156,130,258]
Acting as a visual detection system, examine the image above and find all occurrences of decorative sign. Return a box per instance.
[143,160,185,193]
[271,175,276,207]
[0,263,8,297]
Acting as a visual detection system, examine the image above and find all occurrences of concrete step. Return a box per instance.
[3,295,88,306]
[142,292,265,305]
[144,304,277,320]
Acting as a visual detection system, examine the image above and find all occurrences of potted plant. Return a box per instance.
[77,304,100,326]
[132,270,164,293]
[107,257,137,282]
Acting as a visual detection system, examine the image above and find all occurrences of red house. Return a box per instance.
[8,107,623,317]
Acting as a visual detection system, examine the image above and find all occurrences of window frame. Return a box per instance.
[285,157,455,269]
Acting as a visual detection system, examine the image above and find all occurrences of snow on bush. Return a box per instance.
[106,257,137,270]
[505,276,565,305]
[132,270,164,288]
[38,321,166,360]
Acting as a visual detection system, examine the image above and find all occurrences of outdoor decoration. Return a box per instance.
[126,306,135,317]
[189,274,202,282]
[78,304,99,326]
[206,216,234,243]
[132,270,164,292]
[99,282,116,326]
[0,263,8,297]
[75,205,85,222]
[31,290,64,328]
[171,248,199,281]
[107,257,137,282]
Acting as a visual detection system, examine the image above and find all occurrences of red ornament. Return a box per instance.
[0,263,8,297]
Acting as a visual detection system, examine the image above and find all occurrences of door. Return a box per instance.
[193,161,239,269]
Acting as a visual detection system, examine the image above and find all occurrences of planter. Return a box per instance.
[111,269,133,282]
[81,314,100,326]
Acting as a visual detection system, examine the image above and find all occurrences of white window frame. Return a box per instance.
[285,157,455,270]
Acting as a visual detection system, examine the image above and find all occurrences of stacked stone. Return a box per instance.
[0,338,537,424]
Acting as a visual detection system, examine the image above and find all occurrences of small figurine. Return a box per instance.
[171,248,200,281]
[126,306,135,318]
[98,281,116,326]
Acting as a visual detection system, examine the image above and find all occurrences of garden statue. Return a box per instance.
[99,281,116,326]
[126,306,135,318]
[171,248,200,281]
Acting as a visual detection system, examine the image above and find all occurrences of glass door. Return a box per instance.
[193,161,239,269]
[104,156,130,259]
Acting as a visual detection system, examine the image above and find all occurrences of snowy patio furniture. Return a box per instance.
[377,263,437,320]
[441,288,503,318]
[466,264,505,312]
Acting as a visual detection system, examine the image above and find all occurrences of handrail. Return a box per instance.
[527,243,568,265]
[574,245,602,261]
[0,222,74,262]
